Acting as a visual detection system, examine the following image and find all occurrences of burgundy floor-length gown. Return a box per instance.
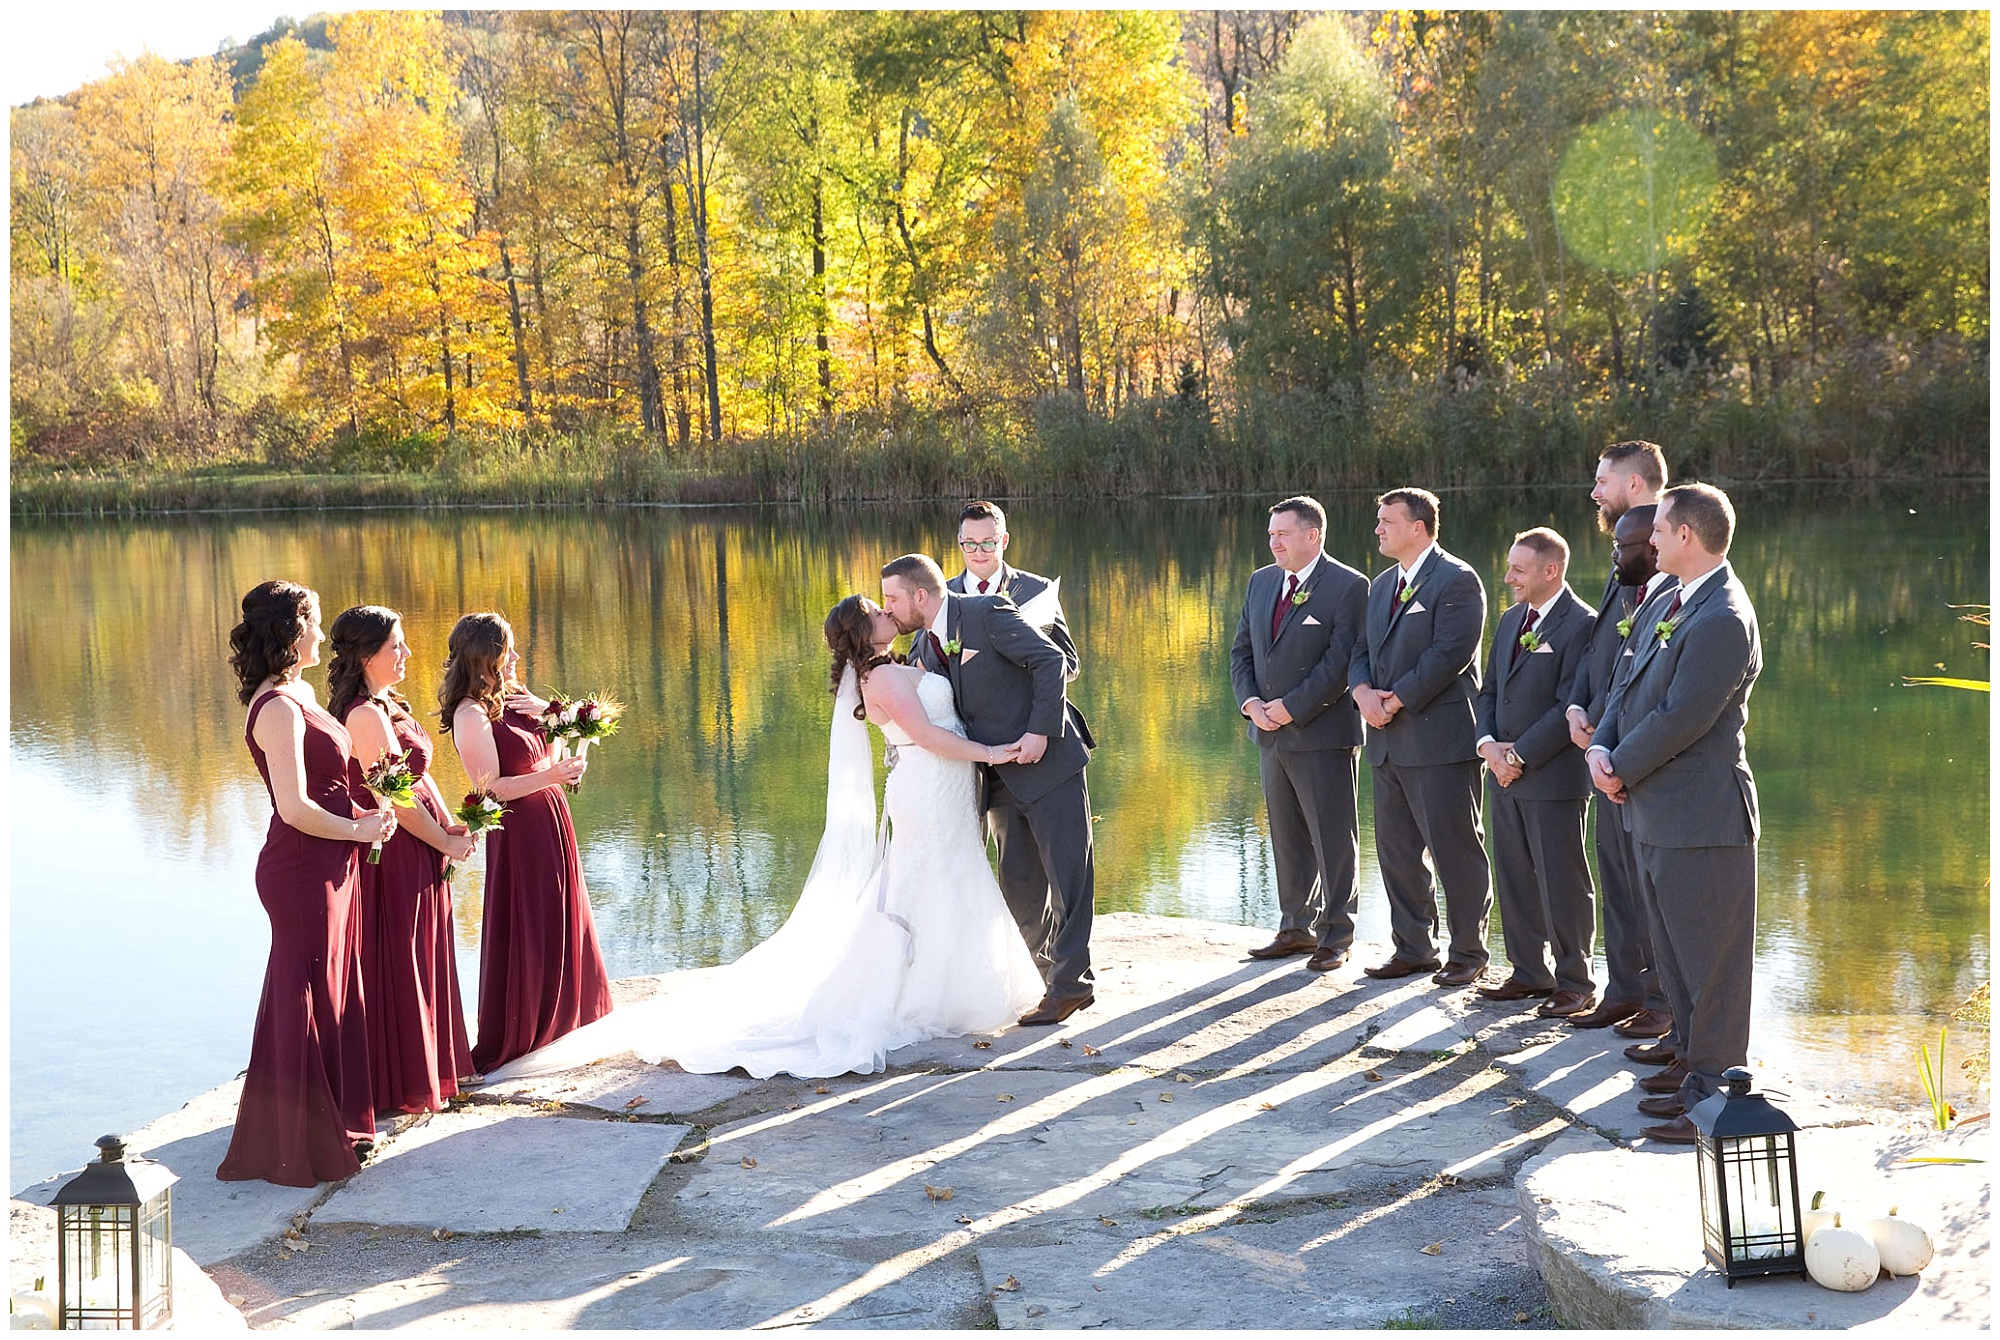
[469,706,613,1073]
[218,689,376,1187]
[349,700,473,1113]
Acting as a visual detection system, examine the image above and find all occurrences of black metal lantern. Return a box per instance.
[1687,1067,1807,1285]
[50,1135,177,1329]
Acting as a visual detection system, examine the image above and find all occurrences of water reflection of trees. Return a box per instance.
[10,489,1988,1017]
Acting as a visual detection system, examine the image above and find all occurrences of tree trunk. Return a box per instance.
[812,160,832,414]
[498,240,534,419]
[690,11,723,443]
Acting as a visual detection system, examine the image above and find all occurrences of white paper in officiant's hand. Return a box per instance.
[1013,578,1062,632]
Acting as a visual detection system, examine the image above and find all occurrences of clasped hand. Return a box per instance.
[356,808,398,845]
[1352,685,1400,729]
[1479,741,1523,787]
[1588,750,1627,803]
[1001,732,1048,765]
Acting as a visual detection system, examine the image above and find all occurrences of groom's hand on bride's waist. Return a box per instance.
[1009,732,1049,765]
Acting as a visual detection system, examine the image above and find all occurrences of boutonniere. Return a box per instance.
[1616,616,1635,639]
[1290,585,1311,607]
[1518,629,1543,652]
[1398,581,1420,605]
[944,638,962,656]
[1655,616,1682,645]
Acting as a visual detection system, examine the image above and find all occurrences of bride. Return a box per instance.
[486,595,1046,1082]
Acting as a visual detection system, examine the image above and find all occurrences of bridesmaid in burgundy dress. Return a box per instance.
[219,580,395,1187]
[438,612,611,1074]
[328,605,478,1114]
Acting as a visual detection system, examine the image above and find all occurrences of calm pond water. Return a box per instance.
[9,486,1989,1190]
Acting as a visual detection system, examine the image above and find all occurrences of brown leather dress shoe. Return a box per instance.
[1248,929,1318,960]
[1624,1039,1678,1064]
[1536,990,1596,1018]
[1432,962,1486,988]
[1475,977,1553,1001]
[1306,947,1350,973]
[1362,955,1442,980]
[1612,1007,1673,1038]
[1637,1093,1688,1119]
[1640,1114,1698,1144]
[1018,992,1094,1027]
[1639,1059,1691,1094]
[1566,999,1642,1030]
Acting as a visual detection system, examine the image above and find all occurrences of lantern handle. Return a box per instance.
[94,1135,128,1162]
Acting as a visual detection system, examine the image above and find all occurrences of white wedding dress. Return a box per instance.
[487,669,1043,1081]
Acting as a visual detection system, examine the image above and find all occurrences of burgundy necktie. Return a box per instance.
[1511,607,1539,668]
[927,631,947,668]
[1271,573,1298,642]
[977,578,990,594]
[1663,590,1683,623]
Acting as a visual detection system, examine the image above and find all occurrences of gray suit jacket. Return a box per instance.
[1475,586,1593,800]
[930,591,1093,805]
[948,566,1079,682]
[1228,556,1368,751]
[1595,564,1761,848]
[1569,573,1680,725]
[1349,546,1486,766]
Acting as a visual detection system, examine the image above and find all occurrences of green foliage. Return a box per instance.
[1916,1028,1955,1130]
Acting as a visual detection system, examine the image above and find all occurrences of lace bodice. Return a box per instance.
[880,671,965,747]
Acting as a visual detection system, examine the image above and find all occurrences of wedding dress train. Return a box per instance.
[487,669,1043,1081]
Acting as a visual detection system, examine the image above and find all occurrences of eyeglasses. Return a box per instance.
[958,539,1002,552]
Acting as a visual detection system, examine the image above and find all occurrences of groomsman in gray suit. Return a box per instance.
[1473,528,1597,1017]
[1229,496,1370,971]
[1349,488,1494,988]
[947,501,1079,682]
[1566,440,1674,1035]
[882,554,1097,1026]
[1588,484,1762,1144]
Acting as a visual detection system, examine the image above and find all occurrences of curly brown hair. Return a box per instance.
[327,605,412,725]
[229,579,316,705]
[824,595,901,720]
[438,612,515,734]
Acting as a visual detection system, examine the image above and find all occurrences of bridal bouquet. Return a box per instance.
[444,790,507,883]
[359,749,420,864]
[541,691,625,793]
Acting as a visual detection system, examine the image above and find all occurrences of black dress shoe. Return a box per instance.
[1475,977,1554,1001]
[1624,1039,1678,1064]
[1019,992,1094,1027]
[1305,947,1350,973]
[1432,962,1486,988]
[1362,955,1442,980]
[1248,929,1318,960]
[1640,1114,1698,1144]
[1637,1094,1688,1120]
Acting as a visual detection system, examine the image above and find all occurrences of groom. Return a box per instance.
[881,553,1097,1026]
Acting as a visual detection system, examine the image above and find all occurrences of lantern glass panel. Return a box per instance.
[61,1203,134,1328]
[1695,1129,1805,1281]
[138,1198,174,1328]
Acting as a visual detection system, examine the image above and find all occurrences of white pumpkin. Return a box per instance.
[1860,1206,1935,1277]
[1805,1213,1881,1292]
[1801,1189,1840,1241]
[9,1290,58,1330]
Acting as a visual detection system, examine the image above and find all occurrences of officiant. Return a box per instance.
[947,500,1079,682]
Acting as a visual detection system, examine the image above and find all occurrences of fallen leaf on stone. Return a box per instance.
[995,1275,1022,1292]
[1514,1311,1530,1324]
[1098,1215,1119,1227]
[1158,1093,1174,1102]
[1364,1070,1385,1082]
[972,1040,993,1049]
[1058,1038,1073,1048]
[740,1157,758,1169]
[997,1093,1016,1102]
[848,1097,861,1104]
[787,1102,802,1110]
[225,1294,247,1307]
[1093,1284,1105,1292]
[1259,1101,1276,1110]
[550,1207,564,1214]
[1535,1196,1551,1204]
[1175,1073,1193,1083]
[624,1095,649,1109]
[1081,1044,1102,1057]
[955,1213,973,1224]
[1419,1242,1443,1256]
[432,1228,455,1241]
[925,1184,955,1201]
[815,1086,830,1094]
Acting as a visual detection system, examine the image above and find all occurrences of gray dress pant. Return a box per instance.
[1259,746,1361,952]
[1632,840,1757,1105]
[1371,758,1492,967]
[1592,793,1668,1011]
[1487,784,1594,995]
[986,767,1096,998]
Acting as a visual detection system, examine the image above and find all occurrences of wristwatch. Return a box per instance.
[1504,747,1523,768]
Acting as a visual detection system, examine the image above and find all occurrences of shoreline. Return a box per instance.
[10,914,1986,1330]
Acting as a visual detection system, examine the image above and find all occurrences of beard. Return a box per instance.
[886,606,924,635]
[1595,501,1621,535]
